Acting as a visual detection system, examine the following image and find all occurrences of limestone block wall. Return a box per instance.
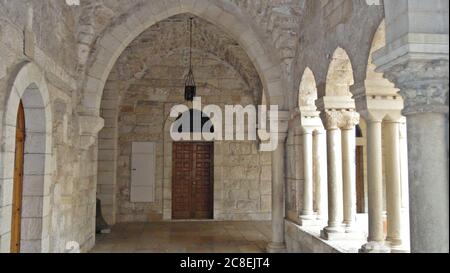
[0,3,96,253]
[109,49,272,222]
[95,13,274,223]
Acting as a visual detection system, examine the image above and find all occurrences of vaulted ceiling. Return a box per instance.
[114,13,263,99]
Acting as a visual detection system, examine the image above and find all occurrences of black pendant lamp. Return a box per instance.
[185,17,196,101]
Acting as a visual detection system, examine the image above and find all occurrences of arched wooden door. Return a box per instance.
[11,101,25,253]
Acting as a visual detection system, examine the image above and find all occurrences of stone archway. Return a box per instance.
[0,62,53,253]
[357,21,410,252]
[89,1,287,252]
[80,0,286,117]
[317,47,362,240]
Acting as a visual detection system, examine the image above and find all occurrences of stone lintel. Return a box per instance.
[317,96,356,112]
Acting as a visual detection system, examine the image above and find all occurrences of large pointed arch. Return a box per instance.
[80,0,286,116]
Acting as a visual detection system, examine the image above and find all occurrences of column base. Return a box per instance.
[299,215,323,227]
[359,241,391,253]
[386,240,409,253]
[266,242,287,253]
[344,224,361,234]
[321,225,343,240]
[321,228,366,241]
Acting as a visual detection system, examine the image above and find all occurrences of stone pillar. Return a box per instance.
[300,129,315,222]
[267,111,289,253]
[341,112,360,232]
[314,129,327,221]
[384,120,403,250]
[321,110,345,238]
[360,116,390,252]
[382,60,449,253]
[374,0,448,252]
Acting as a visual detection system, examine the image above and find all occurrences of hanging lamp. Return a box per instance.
[184,17,196,101]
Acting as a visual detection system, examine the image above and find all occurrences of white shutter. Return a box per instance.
[130,142,156,203]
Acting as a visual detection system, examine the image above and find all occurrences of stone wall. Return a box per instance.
[94,11,275,223]
[109,47,272,222]
[0,1,96,253]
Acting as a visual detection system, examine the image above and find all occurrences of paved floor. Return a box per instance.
[91,221,271,253]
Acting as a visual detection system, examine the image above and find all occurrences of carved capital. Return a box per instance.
[78,115,105,150]
[322,110,342,130]
[382,59,449,116]
[322,109,360,130]
[341,111,360,130]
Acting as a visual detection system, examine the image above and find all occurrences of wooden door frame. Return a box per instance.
[11,101,25,253]
[172,141,214,220]
[356,145,365,214]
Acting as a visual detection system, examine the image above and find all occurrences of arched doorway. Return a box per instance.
[0,62,52,253]
[10,101,25,253]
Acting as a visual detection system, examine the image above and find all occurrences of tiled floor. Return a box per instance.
[91,221,271,253]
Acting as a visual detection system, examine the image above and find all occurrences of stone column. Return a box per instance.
[374,0,448,252]
[384,119,403,250]
[314,129,327,221]
[383,60,449,253]
[361,116,389,252]
[300,128,315,222]
[341,112,360,232]
[267,111,289,253]
[321,110,345,239]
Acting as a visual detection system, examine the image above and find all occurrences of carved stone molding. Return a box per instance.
[78,115,105,150]
[322,109,360,130]
[382,59,449,116]
[341,111,360,130]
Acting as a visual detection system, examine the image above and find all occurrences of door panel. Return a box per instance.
[172,143,193,219]
[11,101,25,253]
[172,142,213,219]
[192,143,214,219]
[130,142,156,203]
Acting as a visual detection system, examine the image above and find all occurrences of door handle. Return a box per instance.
[132,168,137,171]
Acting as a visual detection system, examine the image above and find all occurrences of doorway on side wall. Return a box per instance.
[172,142,214,220]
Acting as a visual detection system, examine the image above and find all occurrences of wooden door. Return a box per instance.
[356,145,365,213]
[11,101,25,253]
[172,142,213,219]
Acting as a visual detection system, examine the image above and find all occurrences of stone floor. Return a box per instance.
[91,221,271,253]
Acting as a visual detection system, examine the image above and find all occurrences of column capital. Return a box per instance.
[375,55,449,116]
[351,82,404,121]
[340,111,360,130]
[321,109,359,130]
[78,115,105,150]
